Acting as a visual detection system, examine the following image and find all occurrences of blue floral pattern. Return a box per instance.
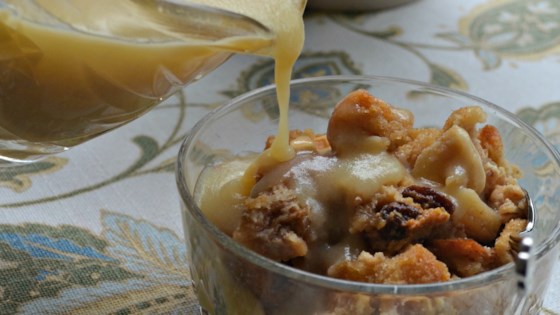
[0,212,195,315]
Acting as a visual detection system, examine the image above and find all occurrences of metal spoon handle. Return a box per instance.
[512,236,534,315]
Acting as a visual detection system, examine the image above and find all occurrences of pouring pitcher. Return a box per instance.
[0,0,277,163]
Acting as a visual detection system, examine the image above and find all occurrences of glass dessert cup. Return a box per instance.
[176,75,560,315]
[0,0,272,164]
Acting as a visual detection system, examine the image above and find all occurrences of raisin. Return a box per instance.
[403,185,454,214]
[378,202,420,240]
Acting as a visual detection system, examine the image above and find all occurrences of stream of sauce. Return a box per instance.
[188,0,304,156]
[188,0,306,191]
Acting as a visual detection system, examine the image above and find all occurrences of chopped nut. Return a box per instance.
[402,185,454,214]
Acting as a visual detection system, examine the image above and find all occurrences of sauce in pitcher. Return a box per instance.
[0,0,305,160]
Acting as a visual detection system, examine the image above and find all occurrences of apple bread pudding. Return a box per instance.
[200,89,529,284]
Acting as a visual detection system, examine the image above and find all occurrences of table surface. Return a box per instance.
[1,0,559,314]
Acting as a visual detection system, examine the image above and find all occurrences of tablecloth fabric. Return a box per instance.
[0,0,559,314]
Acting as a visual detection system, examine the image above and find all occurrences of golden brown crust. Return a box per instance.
[478,124,504,165]
[328,244,451,284]
[326,89,414,152]
[428,238,495,277]
[443,106,486,134]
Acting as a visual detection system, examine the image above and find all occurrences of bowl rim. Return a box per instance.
[176,74,560,295]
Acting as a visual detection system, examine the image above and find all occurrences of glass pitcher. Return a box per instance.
[0,0,279,163]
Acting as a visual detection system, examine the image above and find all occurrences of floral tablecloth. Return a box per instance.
[1,0,559,314]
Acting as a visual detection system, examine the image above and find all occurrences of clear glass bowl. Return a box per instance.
[176,75,560,315]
